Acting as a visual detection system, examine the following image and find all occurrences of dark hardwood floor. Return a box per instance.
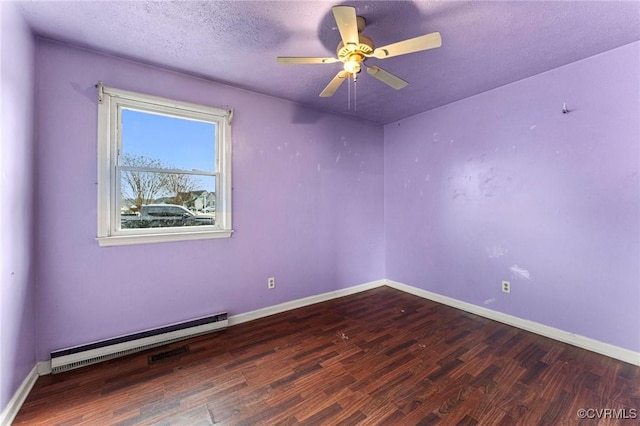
[14,286,640,425]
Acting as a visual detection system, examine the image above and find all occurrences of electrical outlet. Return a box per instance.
[502,280,511,293]
[267,277,276,289]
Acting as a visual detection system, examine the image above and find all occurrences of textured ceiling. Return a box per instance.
[18,1,640,124]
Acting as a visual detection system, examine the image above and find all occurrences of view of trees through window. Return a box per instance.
[118,109,217,229]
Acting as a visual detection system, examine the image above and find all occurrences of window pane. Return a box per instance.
[120,172,216,229]
[121,108,216,172]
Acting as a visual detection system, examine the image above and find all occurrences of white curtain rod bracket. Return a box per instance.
[96,81,104,104]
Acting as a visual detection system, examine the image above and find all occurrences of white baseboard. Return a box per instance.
[228,279,386,326]
[385,279,640,366]
[37,360,51,376]
[0,364,39,426]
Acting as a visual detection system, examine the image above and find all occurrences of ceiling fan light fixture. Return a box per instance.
[343,57,362,75]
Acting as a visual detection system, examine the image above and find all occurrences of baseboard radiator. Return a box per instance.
[50,312,228,373]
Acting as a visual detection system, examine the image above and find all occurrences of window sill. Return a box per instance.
[96,229,233,247]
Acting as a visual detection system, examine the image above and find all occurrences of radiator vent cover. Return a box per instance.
[51,312,227,373]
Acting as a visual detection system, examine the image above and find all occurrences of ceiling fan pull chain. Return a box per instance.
[348,76,351,110]
[354,75,357,111]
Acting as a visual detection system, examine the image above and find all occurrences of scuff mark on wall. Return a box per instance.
[452,191,465,200]
[484,298,496,305]
[510,264,531,280]
[478,168,514,197]
[486,245,508,258]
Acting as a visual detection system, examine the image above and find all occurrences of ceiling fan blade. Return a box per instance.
[277,57,339,65]
[332,6,359,49]
[371,32,442,59]
[320,71,349,97]
[366,66,408,90]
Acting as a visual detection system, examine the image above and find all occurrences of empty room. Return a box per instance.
[1,1,638,425]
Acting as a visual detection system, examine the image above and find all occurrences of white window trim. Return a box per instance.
[96,83,233,247]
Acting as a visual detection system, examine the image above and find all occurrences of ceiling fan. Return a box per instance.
[277,5,442,97]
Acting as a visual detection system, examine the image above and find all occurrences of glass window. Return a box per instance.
[97,84,232,246]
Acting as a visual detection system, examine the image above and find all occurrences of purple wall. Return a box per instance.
[34,40,384,360]
[385,42,640,352]
[0,1,37,412]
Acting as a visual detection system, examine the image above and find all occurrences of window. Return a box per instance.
[96,83,232,246]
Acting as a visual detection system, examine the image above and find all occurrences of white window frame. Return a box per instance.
[96,83,233,247]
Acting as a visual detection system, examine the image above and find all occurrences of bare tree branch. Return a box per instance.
[121,154,169,210]
[166,173,198,205]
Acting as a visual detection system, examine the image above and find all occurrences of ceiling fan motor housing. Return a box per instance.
[337,35,374,58]
[337,34,374,72]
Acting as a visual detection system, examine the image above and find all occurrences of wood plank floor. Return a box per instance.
[14,287,640,425]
